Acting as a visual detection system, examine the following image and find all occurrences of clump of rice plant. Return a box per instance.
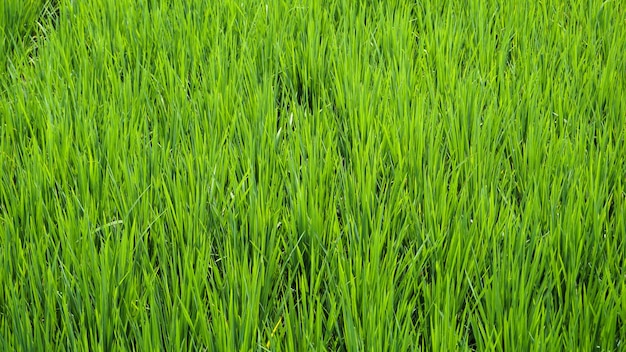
[1,0,624,350]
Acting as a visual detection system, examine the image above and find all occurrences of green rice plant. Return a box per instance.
[1,0,624,350]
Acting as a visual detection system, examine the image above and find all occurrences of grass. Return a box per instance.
[1,0,625,350]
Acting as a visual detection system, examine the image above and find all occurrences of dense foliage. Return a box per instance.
[1,0,625,350]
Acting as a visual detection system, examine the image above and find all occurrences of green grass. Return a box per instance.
[1,0,625,350]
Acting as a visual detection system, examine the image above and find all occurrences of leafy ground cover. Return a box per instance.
[1,0,625,350]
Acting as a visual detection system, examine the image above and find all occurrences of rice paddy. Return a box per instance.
[1,0,625,350]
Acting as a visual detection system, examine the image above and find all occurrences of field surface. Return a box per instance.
[1,0,625,350]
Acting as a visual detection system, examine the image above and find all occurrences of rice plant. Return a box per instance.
[1,0,624,350]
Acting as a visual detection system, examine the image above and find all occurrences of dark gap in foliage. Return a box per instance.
[493,29,516,66]
[331,310,349,351]
[274,72,289,132]
[275,67,318,116]
[335,204,344,232]
[2,0,60,69]
[332,106,351,172]
[34,0,60,54]
[294,69,316,113]
[465,327,478,350]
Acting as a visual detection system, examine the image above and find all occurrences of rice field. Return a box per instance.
[1,0,625,350]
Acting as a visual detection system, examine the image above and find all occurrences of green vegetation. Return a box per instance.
[1,0,625,350]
